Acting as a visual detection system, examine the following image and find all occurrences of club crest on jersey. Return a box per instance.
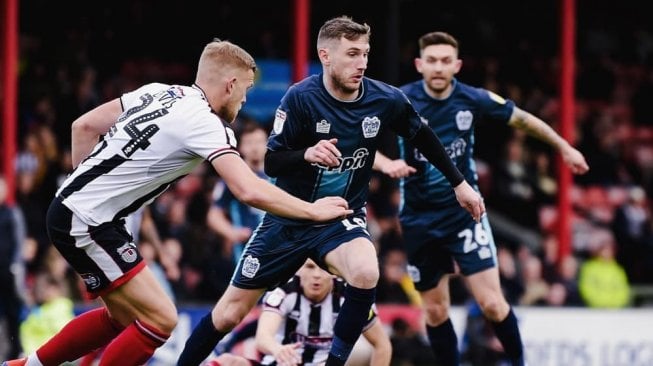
[81,273,101,290]
[242,255,260,278]
[362,116,381,138]
[316,119,331,134]
[455,110,473,130]
[273,109,286,135]
[117,243,138,263]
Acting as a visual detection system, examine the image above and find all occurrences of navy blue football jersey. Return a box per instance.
[398,79,515,211]
[267,74,423,224]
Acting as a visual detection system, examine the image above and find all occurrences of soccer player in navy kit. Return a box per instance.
[376,32,589,365]
[2,40,352,366]
[177,17,484,366]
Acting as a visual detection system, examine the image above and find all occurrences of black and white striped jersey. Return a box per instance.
[56,83,239,226]
[260,277,377,366]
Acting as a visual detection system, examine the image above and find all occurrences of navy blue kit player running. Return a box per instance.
[176,18,485,366]
[377,32,589,366]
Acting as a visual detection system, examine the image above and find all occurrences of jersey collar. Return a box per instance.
[191,83,208,101]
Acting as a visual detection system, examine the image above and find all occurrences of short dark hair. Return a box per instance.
[317,16,371,47]
[418,31,459,53]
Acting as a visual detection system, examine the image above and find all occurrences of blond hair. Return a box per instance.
[196,39,256,82]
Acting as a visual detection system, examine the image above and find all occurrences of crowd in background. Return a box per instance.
[2,0,653,363]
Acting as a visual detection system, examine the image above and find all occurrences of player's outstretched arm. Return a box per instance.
[255,311,302,366]
[508,107,589,174]
[212,154,352,221]
[70,98,123,168]
[373,151,416,179]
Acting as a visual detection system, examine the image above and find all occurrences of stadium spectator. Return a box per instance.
[177,16,483,366]
[518,253,550,306]
[376,247,422,306]
[578,229,631,308]
[0,177,27,360]
[611,185,653,283]
[2,39,351,366]
[19,273,74,355]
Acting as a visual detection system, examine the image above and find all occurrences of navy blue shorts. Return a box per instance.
[400,202,497,292]
[46,197,145,297]
[231,211,371,290]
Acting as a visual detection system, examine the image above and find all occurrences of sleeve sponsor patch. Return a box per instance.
[488,91,507,104]
[264,288,286,308]
[273,109,286,135]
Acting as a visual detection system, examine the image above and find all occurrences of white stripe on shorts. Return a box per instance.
[71,214,124,281]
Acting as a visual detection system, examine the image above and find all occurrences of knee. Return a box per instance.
[348,265,379,289]
[212,305,246,332]
[155,306,179,335]
[423,300,450,326]
[478,296,509,322]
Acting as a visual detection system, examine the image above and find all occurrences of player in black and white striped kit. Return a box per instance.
[209,259,391,366]
[2,40,352,366]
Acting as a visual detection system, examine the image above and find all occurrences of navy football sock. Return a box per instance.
[426,318,460,366]
[177,313,227,366]
[490,308,525,366]
[325,285,376,366]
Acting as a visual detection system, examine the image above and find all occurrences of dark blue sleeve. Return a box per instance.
[265,87,312,176]
[475,87,515,123]
[388,88,424,139]
[267,86,308,152]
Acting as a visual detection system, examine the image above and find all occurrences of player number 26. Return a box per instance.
[459,223,490,253]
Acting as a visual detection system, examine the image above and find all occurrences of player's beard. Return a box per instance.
[217,105,237,123]
[332,73,361,96]
[426,77,450,95]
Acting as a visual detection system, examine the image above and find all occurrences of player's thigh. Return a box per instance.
[323,236,378,285]
[102,266,177,332]
[316,212,378,286]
